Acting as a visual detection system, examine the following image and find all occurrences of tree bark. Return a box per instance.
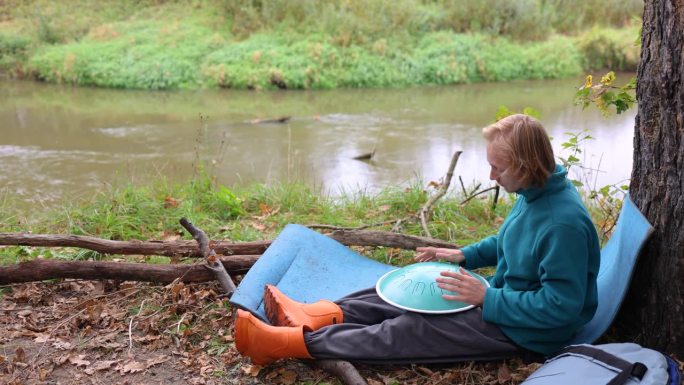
[0,256,259,285]
[620,0,684,356]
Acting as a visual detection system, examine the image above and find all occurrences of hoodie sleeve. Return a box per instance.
[461,235,499,269]
[481,225,590,328]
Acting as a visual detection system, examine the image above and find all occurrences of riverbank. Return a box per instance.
[0,0,641,90]
[1,170,622,268]
[0,173,623,385]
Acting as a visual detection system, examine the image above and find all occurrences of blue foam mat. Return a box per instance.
[231,195,653,346]
[229,224,395,322]
[571,195,653,344]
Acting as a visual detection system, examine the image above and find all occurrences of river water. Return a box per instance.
[1,76,635,209]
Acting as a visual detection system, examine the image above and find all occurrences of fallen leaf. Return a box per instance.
[241,364,262,376]
[258,203,272,215]
[121,360,146,374]
[200,364,213,375]
[251,222,266,231]
[38,366,51,380]
[428,180,442,189]
[221,334,234,342]
[265,370,279,380]
[13,347,25,363]
[279,369,297,384]
[416,365,434,376]
[84,360,118,374]
[33,333,51,343]
[497,362,512,383]
[145,355,170,368]
[68,354,91,368]
[164,196,181,208]
[52,339,73,350]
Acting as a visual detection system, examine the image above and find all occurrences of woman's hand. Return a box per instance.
[436,268,486,306]
[414,247,464,264]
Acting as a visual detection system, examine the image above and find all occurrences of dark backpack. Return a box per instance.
[521,343,681,385]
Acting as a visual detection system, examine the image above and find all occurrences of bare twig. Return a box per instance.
[420,151,463,237]
[308,217,414,231]
[128,299,148,355]
[459,176,468,196]
[460,186,499,205]
[492,185,501,210]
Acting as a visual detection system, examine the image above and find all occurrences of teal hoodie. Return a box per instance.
[461,165,600,355]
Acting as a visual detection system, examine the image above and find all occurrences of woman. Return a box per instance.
[234,114,601,365]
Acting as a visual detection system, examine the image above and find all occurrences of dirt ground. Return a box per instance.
[0,279,664,385]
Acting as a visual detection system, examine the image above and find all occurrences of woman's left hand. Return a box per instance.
[436,268,486,306]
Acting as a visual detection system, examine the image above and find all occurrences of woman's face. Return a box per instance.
[486,142,526,193]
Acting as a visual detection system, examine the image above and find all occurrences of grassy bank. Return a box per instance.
[0,175,511,265]
[0,170,620,268]
[0,0,641,90]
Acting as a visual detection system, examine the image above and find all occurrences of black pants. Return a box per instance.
[304,287,521,364]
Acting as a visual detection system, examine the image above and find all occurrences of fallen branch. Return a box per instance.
[0,229,457,257]
[0,256,259,285]
[249,116,291,124]
[0,233,269,257]
[312,360,368,385]
[307,217,414,232]
[328,229,457,250]
[180,218,236,296]
[420,151,462,237]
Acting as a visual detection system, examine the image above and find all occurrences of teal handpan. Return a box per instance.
[376,262,490,314]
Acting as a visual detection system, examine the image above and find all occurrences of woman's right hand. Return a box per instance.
[414,247,464,264]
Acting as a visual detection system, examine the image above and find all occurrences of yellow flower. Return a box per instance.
[600,71,615,86]
[584,75,593,89]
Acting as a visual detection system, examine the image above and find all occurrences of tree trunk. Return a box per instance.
[620,0,684,356]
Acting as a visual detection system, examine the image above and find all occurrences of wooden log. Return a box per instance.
[0,256,259,285]
[0,233,269,257]
[0,230,457,258]
[328,230,457,250]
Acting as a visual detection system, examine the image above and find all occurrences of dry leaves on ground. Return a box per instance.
[1,279,548,385]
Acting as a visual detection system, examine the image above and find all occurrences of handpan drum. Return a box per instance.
[375,262,489,314]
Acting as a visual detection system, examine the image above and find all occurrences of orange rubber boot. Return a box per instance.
[264,285,343,331]
[234,309,313,366]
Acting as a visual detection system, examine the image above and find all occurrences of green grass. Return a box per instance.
[0,0,642,90]
[0,172,515,265]
[0,168,619,268]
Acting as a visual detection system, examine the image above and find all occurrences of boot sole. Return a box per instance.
[264,286,297,327]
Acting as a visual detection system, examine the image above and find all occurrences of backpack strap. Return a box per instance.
[554,345,648,385]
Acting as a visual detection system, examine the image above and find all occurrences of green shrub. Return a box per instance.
[0,33,31,71]
[577,26,641,71]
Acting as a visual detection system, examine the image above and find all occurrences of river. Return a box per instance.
[1,76,635,209]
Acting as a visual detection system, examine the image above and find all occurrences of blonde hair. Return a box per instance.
[482,114,555,188]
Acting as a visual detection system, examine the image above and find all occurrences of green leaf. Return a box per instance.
[495,105,513,121]
[522,107,541,119]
